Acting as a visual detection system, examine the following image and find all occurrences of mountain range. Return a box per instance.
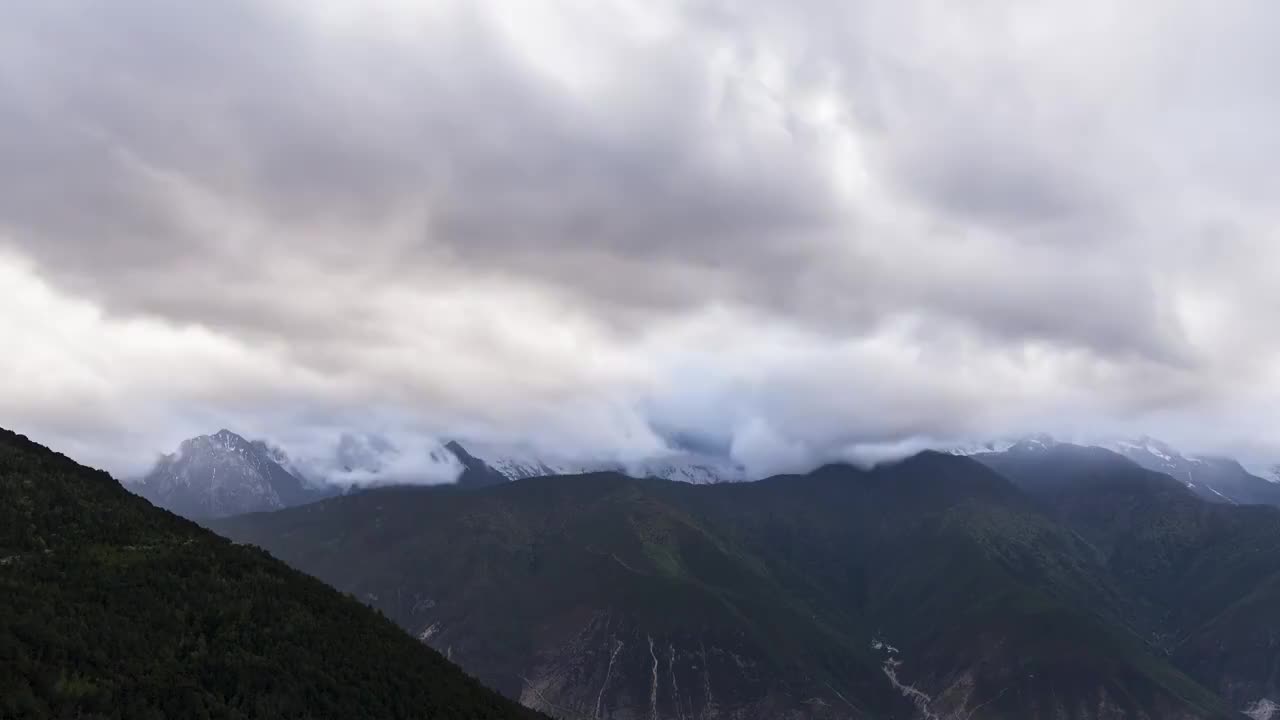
[133,429,1280,521]
[129,430,748,519]
[954,435,1280,507]
[12,420,1280,718]
[212,441,1280,719]
[1105,437,1280,507]
[0,426,543,719]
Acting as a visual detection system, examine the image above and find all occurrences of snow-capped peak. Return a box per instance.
[947,439,1018,456]
[948,434,1056,457]
[448,441,748,485]
[133,429,327,519]
[1109,436,1181,466]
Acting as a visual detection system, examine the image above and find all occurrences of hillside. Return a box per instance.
[977,442,1280,713]
[0,428,546,720]
[214,452,1235,719]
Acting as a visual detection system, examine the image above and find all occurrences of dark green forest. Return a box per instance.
[0,428,546,720]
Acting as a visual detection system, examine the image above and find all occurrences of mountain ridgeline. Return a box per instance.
[0,427,546,720]
[1102,437,1280,507]
[24,421,1280,719]
[129,430,747,519]
[213,443,1280,719]
[133,429,1280,522]
[131,429,337,519]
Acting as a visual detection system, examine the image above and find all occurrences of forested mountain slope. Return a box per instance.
[216,452,1238,719]
[0,427,545,720]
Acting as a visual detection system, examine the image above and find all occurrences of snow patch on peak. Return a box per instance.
[1109,436,1182,466]
[461,442,591,480]
[1206,485,1238,505]
[1021,433,1056,449]
[418,622,442,643]
[133,428,329,518]
[871,638,900,655]
[948,440,1017,457]
[455,441,747,485]
[623,453,747,484]
[948,434,1057,457]
[1245,698,1280,720]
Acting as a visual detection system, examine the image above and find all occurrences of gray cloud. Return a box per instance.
[4,0,1280,476]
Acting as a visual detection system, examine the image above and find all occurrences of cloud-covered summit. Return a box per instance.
[4,1,1280,476]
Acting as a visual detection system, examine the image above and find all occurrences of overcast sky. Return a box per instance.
[4,0,1280,478]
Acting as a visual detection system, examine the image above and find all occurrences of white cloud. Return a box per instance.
[4,0,1280,476]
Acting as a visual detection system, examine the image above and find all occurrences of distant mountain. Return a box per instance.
[127,430,748,519]
[131,429,335,519]
[213,452,1245,719]
[451,440,748,485]
[947,433,1052,457]
[0,427,544,720]
[952,434,1280,507]
[1106,436,1280,507]
[445,441,511,488]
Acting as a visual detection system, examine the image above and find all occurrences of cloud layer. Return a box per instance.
[4,0,1280,476]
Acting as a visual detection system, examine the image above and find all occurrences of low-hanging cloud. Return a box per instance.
[4,0,1280,477]
[287,431,464,487]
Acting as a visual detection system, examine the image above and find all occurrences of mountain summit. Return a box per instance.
[132,429,333,519]
[953,434,1280,508]
[1107,436,1280,506]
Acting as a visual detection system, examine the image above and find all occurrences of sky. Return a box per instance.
[4,0,1280,479]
